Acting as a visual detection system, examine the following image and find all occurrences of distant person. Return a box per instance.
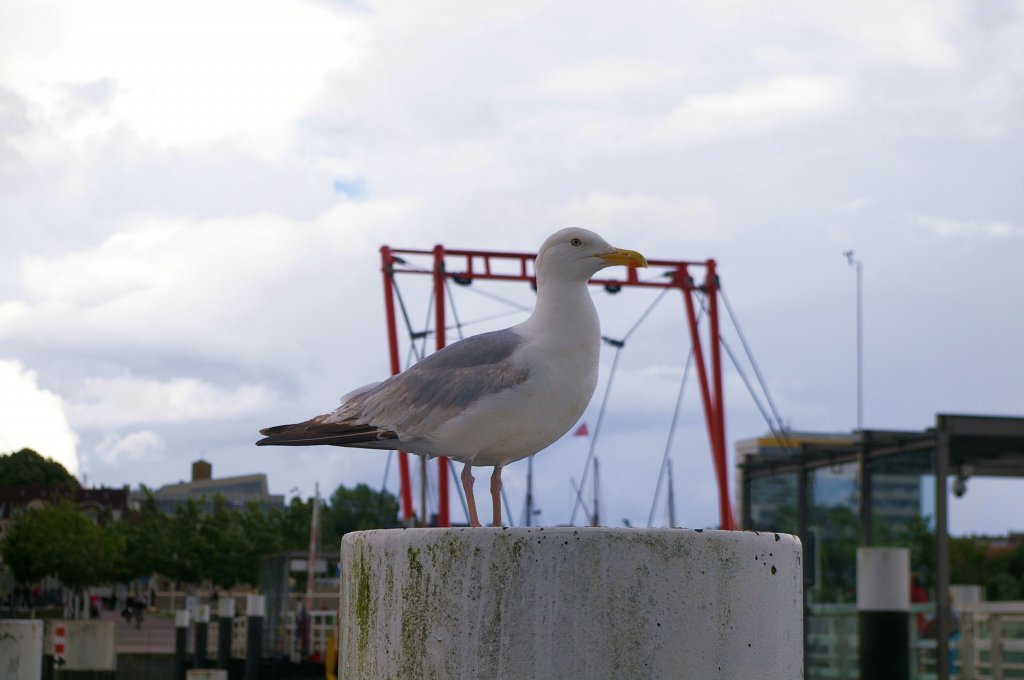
[910,573,929,635]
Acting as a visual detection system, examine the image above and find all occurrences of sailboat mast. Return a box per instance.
[526,456,534,527]
[304,482,320,645]
[667,459,677,528]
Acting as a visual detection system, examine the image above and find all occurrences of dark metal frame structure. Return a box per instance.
[738,413,1024,680]
[379,242,737,530]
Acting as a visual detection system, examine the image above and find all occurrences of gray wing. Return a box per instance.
[256,329,528,448]
[330,328,529,436]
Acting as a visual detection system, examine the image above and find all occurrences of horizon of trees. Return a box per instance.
[0,448,399,593]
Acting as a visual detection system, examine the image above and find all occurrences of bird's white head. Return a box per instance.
[535,227,648,283]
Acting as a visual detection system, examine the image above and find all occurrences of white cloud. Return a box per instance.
[94,430,164,465]
[550,193,731,244]
[66,374,277,429]
[916,216,1023,240]
[1,0,363,150]
[0,201,415,368]
[535,57,679,101]
[0,359,79,475]
[647,74,852,146]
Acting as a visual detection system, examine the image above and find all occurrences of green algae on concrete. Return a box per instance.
[339,527,803,680]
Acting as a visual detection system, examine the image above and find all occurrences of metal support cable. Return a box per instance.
[647,345,696,527]
[569,288,672,525]
[447,460,470,524]
[570,477,592,521]
[719,337,787,447]
[501,486,515,528]
[569,345,623,525]
[623,287,670,343]
[719,287,791,447]
[443,279,467,340]
[379,450,393,516]
[698,291,791,454]
[417,288,434,361]
[390,274,426,362]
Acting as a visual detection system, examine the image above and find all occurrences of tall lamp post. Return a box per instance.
[843,251,863,432]
[845,250,870,547]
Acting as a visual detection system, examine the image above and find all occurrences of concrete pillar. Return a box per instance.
[244,594,265,680]
[175,610,190,680]
[0,620,44,680]
[43,621,116,675]
[194,604,210,669]
[217,598,235,670]
[340,527,803,679]
[857,547,909,680]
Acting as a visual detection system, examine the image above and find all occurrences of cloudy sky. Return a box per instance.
[1,0,1022,535]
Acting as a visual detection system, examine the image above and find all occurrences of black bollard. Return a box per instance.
[173,610,190,680]
[194,604,209,669]
[217,598,235,670]
[858,547,910,680]
[244,594,265,680]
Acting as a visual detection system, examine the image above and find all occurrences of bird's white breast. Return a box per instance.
[427,287,602,467]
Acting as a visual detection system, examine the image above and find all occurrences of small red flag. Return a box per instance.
[574,423,589,437]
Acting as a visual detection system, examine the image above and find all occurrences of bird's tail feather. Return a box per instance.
[256,419,398,448]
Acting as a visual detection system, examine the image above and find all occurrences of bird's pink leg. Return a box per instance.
[462,463,481,528]
[490,465,503,527]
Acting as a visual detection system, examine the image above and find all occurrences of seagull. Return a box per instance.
[256,227,647,527]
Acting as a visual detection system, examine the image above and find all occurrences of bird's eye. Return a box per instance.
[570,237,583,247]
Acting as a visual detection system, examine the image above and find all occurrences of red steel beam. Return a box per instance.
[379,246,415,523]
[705,260,735,530]
[678,264,730,529]
[433,245,451,527]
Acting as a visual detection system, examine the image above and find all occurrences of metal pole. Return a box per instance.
[433,245,451,527]
[706,260,734,530]
[194,604,209,669]
[174,610,190,680]
[857,548,910,680]
[856,259,863,431]
[858,431,873,547]
[796,453,810,680]
[245,594,265,680]
[525,456,534,527]
[935,420,951,680]
[666,459,677,528]
[844,251,863,431]
[679,266,731,529]
[217,598,235,670]
[305,482,320,655]
[380,246,415,523]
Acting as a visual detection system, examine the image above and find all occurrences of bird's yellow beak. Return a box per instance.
[598,248,648,268]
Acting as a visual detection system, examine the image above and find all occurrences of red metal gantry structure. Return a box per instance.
[379,242,736,531]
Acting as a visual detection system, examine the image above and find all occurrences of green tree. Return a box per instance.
[236,501,286,585]
[323,483,399,545]
[0,448,80,489]
[114,491,172,582]
[199,497,249,588]
[280,497,314,550]
[164,500,206,585]
[0,500,122,590]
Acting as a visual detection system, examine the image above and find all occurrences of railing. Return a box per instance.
[958,603,1024,679]
[807,601,1024,679]
[283,609,336,662]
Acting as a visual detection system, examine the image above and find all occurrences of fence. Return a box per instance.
[808,601,1024,679]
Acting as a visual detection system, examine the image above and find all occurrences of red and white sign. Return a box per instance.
[53,624,66,663]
